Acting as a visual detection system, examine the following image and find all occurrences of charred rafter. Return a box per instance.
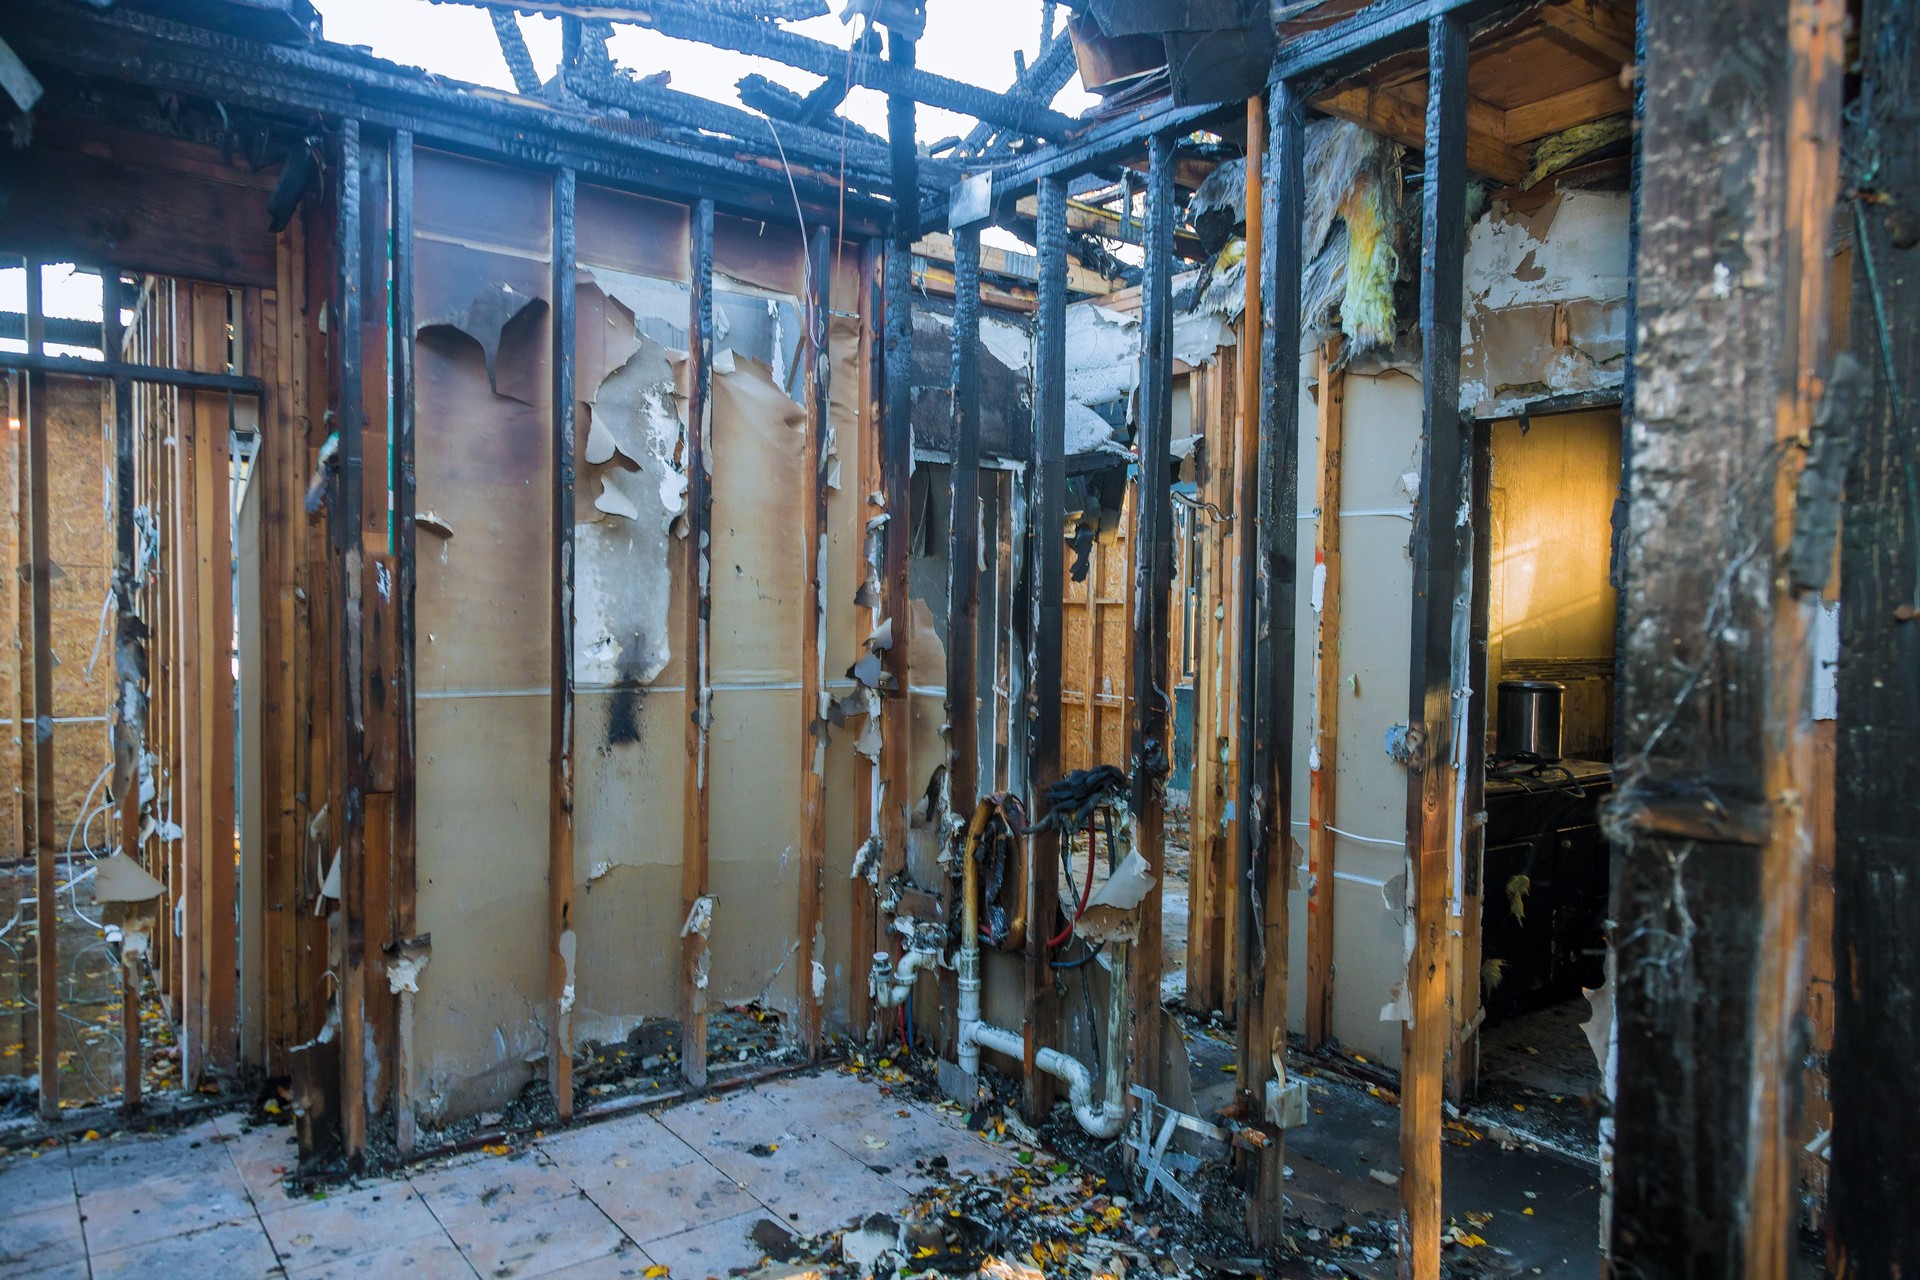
[448,0,1080,137]
[3,0,901,233]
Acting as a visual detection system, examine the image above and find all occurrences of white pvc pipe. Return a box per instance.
[955,938,1128,1140]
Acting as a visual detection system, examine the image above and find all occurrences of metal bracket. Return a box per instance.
[1129,1085,1229,1215]
[949,170,992,229]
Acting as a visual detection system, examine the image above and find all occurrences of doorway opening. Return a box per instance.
[1468,406,1622,1158]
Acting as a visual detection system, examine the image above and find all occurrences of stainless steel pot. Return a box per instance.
[1496,679,1565,761]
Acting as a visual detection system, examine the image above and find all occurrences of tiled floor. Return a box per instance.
[0,1069,1014,1280]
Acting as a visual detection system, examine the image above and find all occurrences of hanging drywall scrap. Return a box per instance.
[305,431,340,513]
[415,511,454,539]
[385,936,432,995]
[851,835,883,884]
[418,284,548,394]
[91,852,165,903]
[866,616,893,651]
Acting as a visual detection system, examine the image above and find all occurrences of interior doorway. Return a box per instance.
[1466,405,1623,1157]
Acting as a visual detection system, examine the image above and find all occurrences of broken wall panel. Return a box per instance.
[409,148,555,1121]
[1459,189,1631,418]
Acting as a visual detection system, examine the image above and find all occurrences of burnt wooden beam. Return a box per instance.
[547,165,579,1122]
[334,118,371,1163]
[1830,0,1920,1272]
[489,8,541,96]
[0,351,262,394]
[390,129,425,1157]
[101,266,144,1114]
[1022,173,1068,1124]
[876,240,914,1044]
[5,1,896,237]
[454,0,1077,136]
[1606,0,1844,1270]
[798,222,831,1058]
[681,198,716,1089]
[946,221,983,890]
[1234,82,1302,1247]
[1127,132,1176,1105]
[1304,334,1345,1053]
[22,264,57,1122]
[850,237,885,1048]
[1398,16,1469,1278]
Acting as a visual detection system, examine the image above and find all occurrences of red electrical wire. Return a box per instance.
[1046,811,1099,949]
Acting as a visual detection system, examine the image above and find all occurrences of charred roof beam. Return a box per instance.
[456,0,1080,137]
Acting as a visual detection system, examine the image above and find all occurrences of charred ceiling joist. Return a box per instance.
[449,0,1078,137]
[2,0,899,234]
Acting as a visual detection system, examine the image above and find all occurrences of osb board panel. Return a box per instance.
[577,185,690,279]
[708,355,806,684]
[412,239,553,695]
[415,149,553,255]
[412,693,551,1121]
[704,687,802,1013]
[572,689,685,1038]
[0,376,115,851]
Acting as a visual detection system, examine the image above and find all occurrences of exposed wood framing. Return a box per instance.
[1398,17,1471,1279]
[1010,194,1207,259]
[1607,0,1843,1270]
[1022,174,1067,1123]
[1831,0,1920,1270]
[548,165,579,1121]
[23,265,56,1120]
[1304,335,1346,1051]
[850,237,884,1046]
[1234,81,1301,1248]
[1182,349,1240,1017]
[799,223,832,1057]
[102,266,143,1112]
[1126,133,1175,1105]
[334,119,370,1160]
[681,197,715,1088]
[389,129,423,1154]
[911,232,1114,297]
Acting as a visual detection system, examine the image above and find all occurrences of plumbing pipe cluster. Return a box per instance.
[952,797,1128,1139]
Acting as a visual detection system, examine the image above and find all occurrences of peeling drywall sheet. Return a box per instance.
[1459,189,1631,417]
[576,312,688,689]
[1063,303,1139,457]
